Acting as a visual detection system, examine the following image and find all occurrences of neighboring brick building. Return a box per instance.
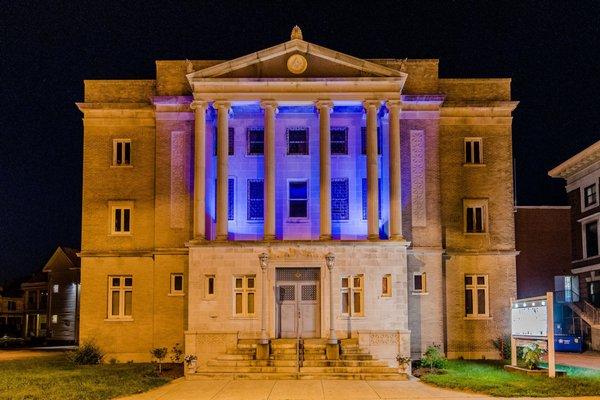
[76,27,518,370]
[514,206,572,298]
[550,139,600,350]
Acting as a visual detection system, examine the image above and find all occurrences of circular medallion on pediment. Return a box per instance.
[287,54,308,74]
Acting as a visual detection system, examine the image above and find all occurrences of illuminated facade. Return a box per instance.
[77,27,518,365]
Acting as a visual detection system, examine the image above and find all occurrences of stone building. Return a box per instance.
[549,139,600,350]
[77,27,518,371]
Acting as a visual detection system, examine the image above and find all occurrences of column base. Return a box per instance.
[326,343,340,360]
[367,234,380,241]
[263,234,276,241]
[319,234,332,241]
[256,343,270,360]
[215,235,228,242]
[389,234,406,241]
[188,237,209,245]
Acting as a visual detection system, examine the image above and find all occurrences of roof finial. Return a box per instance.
[291,25,303,40]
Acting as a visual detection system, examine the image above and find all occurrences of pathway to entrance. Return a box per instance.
[116,378,598,400]
[547,351,600,370]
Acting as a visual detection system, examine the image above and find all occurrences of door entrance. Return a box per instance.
[275,268,320,338]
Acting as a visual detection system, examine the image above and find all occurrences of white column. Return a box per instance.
[316,100,334,240]
[363,100,381,240]
[260,101,278,241]
[325,253,337,343]
[213,101,231,241]
[191,100,208,240]
[386,100,403,240]
[259,253,269,344]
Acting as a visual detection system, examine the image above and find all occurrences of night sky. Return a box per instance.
[1,1,599,282]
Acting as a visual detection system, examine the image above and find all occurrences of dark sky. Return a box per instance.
[1,1,599,282]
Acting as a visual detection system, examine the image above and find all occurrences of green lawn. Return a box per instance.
[420,360,600,397]
[0,354,173,400]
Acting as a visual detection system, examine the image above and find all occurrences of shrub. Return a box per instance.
[421,344,447,370]
[150,347,168,372]
[68,341,104,365]
[492,336,511,360]
[522,343,545,370]
[170,343,183,363]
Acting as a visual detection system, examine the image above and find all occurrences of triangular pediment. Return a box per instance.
[187,38,406,80]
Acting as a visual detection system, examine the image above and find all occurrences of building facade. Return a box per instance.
[549,139,600,350]
[0,288,23,338]
[77,28,518,364]
[514,206,572,299]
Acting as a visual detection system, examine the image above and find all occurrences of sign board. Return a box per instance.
[511,299,548,338]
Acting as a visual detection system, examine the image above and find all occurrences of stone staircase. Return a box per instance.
[190,338,406,380]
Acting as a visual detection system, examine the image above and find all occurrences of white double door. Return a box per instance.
[276,280,320,338]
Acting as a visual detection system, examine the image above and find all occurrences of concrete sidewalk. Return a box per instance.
[551,351,600,370]
[116,378,599,400]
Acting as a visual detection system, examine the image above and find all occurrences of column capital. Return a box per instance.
[362,100,382,111]
[385,100,402,110]
[315,100,334,111]
[259,100,278,110]
[190,100,209,111]
[212,101,232,110]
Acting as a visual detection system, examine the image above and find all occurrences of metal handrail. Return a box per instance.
[582,300,600,325]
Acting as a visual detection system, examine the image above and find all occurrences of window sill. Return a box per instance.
[110,165,134,169]
[286,218,309,223]
[230,316,258,320]
[464,316,492,320]
[339,315,365,320]
[462,163,486,167]
[109,233,132,237]
[411,291,429,296]
[380,294,392,299]
[104,317,133,322]
[168,293,185,297]
[464,232,488,236]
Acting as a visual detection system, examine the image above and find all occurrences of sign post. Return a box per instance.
[510,291,556,378]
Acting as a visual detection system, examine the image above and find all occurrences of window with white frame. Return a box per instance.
[584,220,599,258]
[110,202,133,234]
[52,284,59,293]
[112,139,131,166]
[341,274,364,316]
[464,199,487,233]
[247,127,264,155]
[51,314,58,324]
[247,179,264,221]
[583,184,598,208]
[288,180,309,219]
[108,276,133,318]
[233,275,255,316]
[331,127,348,155]
[170,273,184,294]
[413,272,427,293]
[381,274,392,297]
[464,275,489,317]
[286,127,309,155]
[464,138,483,164]
[205,275,216,299]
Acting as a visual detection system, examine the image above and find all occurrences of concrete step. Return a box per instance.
[216,354,254,361]
[197,366,298,373]
[226,348,256,355]
[303,354,327,360]
[298,373,405,381]
[271,348,298,355]
[207,359,300,367]
[302,360,388,367]
[270,354,298,360]
[303,339,327,349]
[341,354,373,360]
[300,366,398,374]
[270,339,298,349]
[189,372,300,380]
[236,339,259,348]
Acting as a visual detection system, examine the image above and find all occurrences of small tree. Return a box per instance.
[68,341,104,365]
[522,343,545,370]
[421,344,447,370]
[150,347,168,373]
[170,343,183,363]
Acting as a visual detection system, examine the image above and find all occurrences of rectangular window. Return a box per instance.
[233,275,256,316]
[214,179,235,221]
[111,203,132,234]
[52,284,59,293]
[52,314,58,324]
[341,274,364,316]
[205,275,215,298]
[331,178,349,221]
[465,275,488,317]
[113,139,131,166]
[464,138,483,164]
[413,272,427,293]
[170,273,184,294]
[360,127,382,155]
[108,276,133,319]
[247,127,264,155]
[27,291,36,309]
[382,274,392,297]
[331,127,348,155]
[464,200,487,233]
[289,180,309,218]
[585,220,599,258]
[286,127,309,155]
[213,127,235,156]
[7,301,16,311]
[584,184,598,208]
[361,178,382,220]
[247,179,264,221]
